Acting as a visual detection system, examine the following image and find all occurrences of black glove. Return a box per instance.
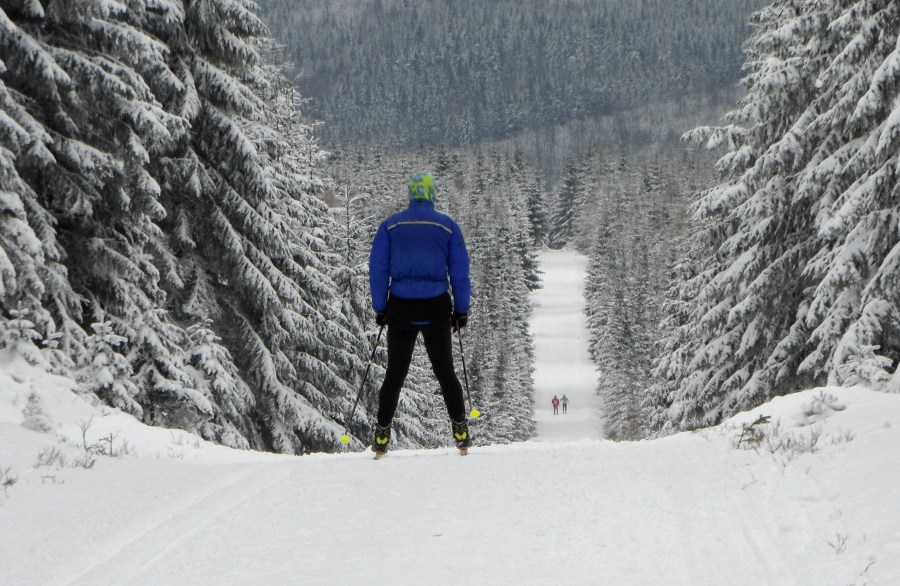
[375,312,389,327]
[451,311,468,331]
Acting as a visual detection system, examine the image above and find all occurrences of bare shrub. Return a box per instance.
[35,446,68,468]
[1,465,17,494]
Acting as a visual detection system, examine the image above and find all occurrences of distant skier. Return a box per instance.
[561,394,569,414]
[552,395,560,415]
[368,172,472,457]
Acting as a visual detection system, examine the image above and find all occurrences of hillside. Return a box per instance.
[258,0,763,149]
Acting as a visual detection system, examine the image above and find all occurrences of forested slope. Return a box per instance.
[258,0,762,148]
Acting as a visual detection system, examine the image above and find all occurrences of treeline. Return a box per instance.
[257,0,761,148]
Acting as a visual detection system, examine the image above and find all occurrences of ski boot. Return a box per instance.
[451,419,471,455]
[372,424,391,459]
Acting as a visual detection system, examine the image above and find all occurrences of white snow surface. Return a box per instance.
[530,249,604,440]
[1,249,899,585]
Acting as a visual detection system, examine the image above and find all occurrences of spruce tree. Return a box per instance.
[548,162,586,249]
[1,0,381,452]
[184,320,258,449]
[653,0,900,432]
[78,321,142,417]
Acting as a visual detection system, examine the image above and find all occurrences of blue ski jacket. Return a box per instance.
[369,200,471,314]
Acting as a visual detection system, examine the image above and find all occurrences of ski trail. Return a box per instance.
[530,248,603,440]
[49,443,795,585]
[57,461,295,585]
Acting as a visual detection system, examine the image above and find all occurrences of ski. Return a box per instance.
[373,451,387,460]
[458,447,469,456]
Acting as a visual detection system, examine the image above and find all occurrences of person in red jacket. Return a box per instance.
[552,395,560,415]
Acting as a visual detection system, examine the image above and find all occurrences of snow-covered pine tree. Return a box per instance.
[597,288,644,441]
[584,226,610,365]
[511,149,550,250]
[654,0,900,432]
[173,21,373,452]
[587,211,653,440]
[332,186,373,322]
[0,307,46,367]
[4,0,301,439]
[458,157,537,443]
[184,320,258,449]
[508,151,543,291]
[0,63,51,334]
[547,161,587,249]
[655,0,834,428]
[2,0,384,452]
[797,0,900,393]
[78,321,141,417]
[581,152,683,438]
[328,185,384,442]
[128,307,212,431]
[1,0,179,367]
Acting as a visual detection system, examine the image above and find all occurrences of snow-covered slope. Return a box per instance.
[2,250,899,585]
[530,249,604,441]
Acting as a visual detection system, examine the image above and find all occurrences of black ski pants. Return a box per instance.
[376,317,466,427]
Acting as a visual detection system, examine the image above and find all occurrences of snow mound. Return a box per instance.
[0,349,280,472]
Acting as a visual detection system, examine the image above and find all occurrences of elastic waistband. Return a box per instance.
[387,292,452,324]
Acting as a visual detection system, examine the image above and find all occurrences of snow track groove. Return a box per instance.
[59,462,296,585]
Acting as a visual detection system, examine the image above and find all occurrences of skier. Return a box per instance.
[561,394,569,414]
[368,172,472,457]
[552,395,560,415]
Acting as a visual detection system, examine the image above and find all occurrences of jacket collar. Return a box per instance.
[408,199,436,209]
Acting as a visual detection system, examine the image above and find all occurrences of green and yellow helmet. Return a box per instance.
[408,172,437,202]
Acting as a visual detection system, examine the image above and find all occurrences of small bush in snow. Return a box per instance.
[77,322,142,418]
[828,533,849,555]
[734,415,770,449]
[34,445,97,470]
[733,398,855,461]
[78,417,131,460]
[21,393,52,433]
[835,344,895,393]
[1,465,17,494]
[762,422,823,458]
[0,310,49,369]
[170,432,201,449]
[798,391,846,426]
[732,417,856,463]
[71,453,97,469]
[35,446,67,468]
[831,428,855,445]
[92,433,132,458]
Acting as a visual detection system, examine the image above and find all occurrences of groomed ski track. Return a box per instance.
[529,249,604,441]
[3,249,899,585]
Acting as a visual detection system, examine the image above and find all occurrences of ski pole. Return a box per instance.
[456,328,481,419]
[340,325,384,445]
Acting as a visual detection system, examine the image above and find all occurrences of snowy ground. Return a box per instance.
[2,250,900,585]
[530,249,604,440]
